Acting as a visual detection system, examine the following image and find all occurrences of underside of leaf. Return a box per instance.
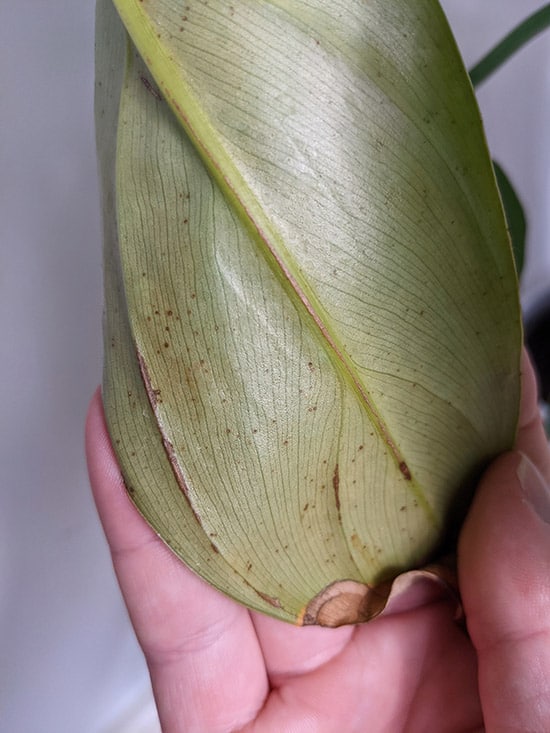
[96,0,521,624]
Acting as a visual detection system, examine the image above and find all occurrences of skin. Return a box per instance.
[86,351,550,732]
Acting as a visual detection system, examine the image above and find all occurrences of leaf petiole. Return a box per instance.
[469,4,550,88]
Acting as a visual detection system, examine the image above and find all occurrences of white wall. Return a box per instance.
[0,2,159,732]
[1,2,548,731]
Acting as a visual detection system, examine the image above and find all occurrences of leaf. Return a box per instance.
[493,161,526,277]
[469,3,550,88]
[96,0,521,625]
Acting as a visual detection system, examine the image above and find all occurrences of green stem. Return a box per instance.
[469,4,550,88]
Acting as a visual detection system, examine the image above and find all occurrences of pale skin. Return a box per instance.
[86,351,550,732]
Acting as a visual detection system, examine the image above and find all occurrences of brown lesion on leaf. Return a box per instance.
[399,461,412,480]
[332,464,340,517]
[140,75,163,101]
[299,579,393,627]
[256,590,282,608]
[150,388,162,406]
[136,348,213,539]
[300,556,460,627]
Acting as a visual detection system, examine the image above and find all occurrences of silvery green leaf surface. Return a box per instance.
[95,0,521,625]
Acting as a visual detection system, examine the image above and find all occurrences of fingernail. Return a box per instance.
[518,452,550,525]
[381,570,453,616]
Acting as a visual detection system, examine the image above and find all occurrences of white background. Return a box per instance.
[1,2,549,731]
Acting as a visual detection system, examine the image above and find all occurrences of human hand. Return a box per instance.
[86,351,550,732]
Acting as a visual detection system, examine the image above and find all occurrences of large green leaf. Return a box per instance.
[96,0,521,626]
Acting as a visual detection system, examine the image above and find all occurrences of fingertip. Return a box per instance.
[84,387,105,473]
[459,450,550,728]
[84,386,151,551]
[459,451,550,632]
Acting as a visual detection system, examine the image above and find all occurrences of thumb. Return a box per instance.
[459,451,550,731]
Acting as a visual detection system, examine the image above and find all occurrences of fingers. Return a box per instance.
[458,451,550,730]
[458,351,550,730]
[85,390,268,733]
[251,611,354,684]
[245,598,481,733]
[250,575,450,686]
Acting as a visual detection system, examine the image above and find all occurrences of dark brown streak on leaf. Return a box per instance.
[136,349,209,534]
[135,356,290,617]
[333,464,341,519]
[399,461,412,480]
[140,74,163,101]
[255,590,282,608]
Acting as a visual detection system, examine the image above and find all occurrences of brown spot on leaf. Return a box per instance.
[150,388,162,407]
[399,461,412,480]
